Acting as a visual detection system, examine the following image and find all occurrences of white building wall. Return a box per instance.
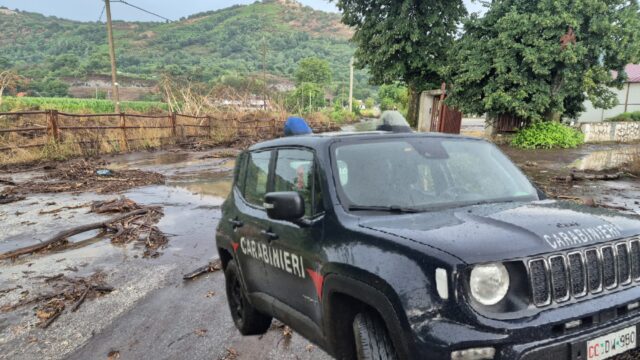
[577,83,640,122]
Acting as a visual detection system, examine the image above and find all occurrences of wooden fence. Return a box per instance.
[0,110,338,153]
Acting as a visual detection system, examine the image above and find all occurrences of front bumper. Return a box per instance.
[412,294,640,359]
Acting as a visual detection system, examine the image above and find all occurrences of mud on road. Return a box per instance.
[0,148,330,360]
[3,142,640,360]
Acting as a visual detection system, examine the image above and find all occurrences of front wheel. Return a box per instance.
[353,312,397,360]
[224,260,272,335]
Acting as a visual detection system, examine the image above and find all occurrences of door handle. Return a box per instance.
[228,218,244,228]
[261,229,278,241]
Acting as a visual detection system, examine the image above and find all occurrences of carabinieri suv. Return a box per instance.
[216,130,640,360]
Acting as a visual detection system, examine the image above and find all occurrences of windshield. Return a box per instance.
[333,137,538,211]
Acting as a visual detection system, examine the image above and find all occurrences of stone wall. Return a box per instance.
[580,122,640,143]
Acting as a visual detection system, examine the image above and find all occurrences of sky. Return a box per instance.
[0,0,485,22]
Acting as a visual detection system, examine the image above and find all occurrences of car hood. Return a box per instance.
[358,200,640,264]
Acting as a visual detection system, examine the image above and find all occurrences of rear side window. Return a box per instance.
[234,152,247,191]
[274,148,322,217]
[244,150,272,206]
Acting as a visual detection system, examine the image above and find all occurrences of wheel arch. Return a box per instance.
[322,270,416,360]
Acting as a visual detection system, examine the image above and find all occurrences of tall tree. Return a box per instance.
[334,0,467,126]
[445,0,640,122]
[294,57,332,86]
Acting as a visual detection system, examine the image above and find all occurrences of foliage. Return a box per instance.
[285,82,326,113]
[378,83,408,112]
[511,122,584,149]
[0,2,375,99]
[445,0,640,122]
[335,0,466,125]
[28,77,69,97]
[294,57,332,86]
[0,96,168,114]
[364,97,375,109]
[606,111,640,122]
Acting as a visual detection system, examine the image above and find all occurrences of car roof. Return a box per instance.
[247,131,485,151]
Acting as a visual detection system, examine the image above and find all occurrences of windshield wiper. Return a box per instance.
[348,205,421,213]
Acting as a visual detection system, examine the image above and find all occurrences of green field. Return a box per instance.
[0,97,169,114]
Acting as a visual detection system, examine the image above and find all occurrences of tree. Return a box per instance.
[378,83,408,112]
[335,0,467,126]
[445,0,640,122]
[0,71,23,107]
[294,57,332,86]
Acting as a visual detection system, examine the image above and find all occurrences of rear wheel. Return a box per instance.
[224,260,272,335]
[353,312,397,360]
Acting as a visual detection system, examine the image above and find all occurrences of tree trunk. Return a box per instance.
[406,84,420,128]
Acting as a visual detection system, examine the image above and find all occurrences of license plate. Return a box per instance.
[586,325,637,360]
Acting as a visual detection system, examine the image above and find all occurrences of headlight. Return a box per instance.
[469,263,510,306]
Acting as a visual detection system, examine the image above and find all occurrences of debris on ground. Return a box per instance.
[91,197,141,214]
[96,169,113,177]
[2,159,165,195]
[0,194,25,205]
[0,199,167,260]
[182,259,223,280]
[220,347,239,360]
[554,172,622,182]
[0,272,114,329]
[197,149,241,160]
[194,328,207,337]
[107,350,120,360]
[0,178,16,186]
[39,203,88,215]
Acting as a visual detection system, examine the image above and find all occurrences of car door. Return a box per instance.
[231,149,274,296]
[262,147,325,324]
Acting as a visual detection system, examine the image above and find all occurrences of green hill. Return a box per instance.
[0,0,374,99]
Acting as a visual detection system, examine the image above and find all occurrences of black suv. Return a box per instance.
[216,131,640,360]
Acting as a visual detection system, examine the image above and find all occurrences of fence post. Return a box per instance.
[47,110,60,143]
[170,112,177,139]
[206,115,212,138]
[119,112,128,151]
[272,117,277,138]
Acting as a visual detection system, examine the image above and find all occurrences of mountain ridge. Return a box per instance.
[0,1,374,99]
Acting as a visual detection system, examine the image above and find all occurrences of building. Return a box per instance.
[577,64,640,123]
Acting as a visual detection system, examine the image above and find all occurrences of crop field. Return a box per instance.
[0,97,168,114]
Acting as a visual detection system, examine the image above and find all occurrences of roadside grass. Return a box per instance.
[0,97,168,114]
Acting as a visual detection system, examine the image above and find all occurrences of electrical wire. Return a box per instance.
[111,0,172,22]
[98,3,105,22]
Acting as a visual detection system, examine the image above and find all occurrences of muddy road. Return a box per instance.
[3,140,640,360]
[0,149,329,360]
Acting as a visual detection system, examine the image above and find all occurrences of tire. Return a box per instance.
[353,312,398,360]
[224,260,272,335]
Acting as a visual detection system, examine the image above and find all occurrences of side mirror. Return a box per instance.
[264,192,305,221]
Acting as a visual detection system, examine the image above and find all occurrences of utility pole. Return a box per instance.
[104,0,121,113]
[262,36,267,110]
[349,57,354,113]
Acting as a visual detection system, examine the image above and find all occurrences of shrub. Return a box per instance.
[606,112,640,122]
[511,121,584,149]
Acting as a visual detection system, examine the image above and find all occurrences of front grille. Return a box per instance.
[528,239,640,307]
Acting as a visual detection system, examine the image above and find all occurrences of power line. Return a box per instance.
[98,3,105,22]
[111,0,172,22]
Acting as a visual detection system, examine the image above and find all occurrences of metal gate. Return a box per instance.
[430,93,462,134]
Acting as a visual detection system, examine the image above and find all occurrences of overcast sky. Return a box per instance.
[0,0,485,22]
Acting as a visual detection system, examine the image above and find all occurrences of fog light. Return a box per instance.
[628,302,640,311]
[451,347,495,360]
[565,319,582,329]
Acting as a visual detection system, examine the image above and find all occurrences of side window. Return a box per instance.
[235,152,247,192]
[244,150,272,206]
[274,149,322,217]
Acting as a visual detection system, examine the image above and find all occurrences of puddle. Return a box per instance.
[570,145,640,172]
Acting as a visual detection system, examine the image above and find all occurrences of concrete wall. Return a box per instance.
[417,92,435,132]
[581,121,640,143]
[577,83,640,123]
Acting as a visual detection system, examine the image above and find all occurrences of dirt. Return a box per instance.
[1,159,165,195]
[503,143,640,215]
